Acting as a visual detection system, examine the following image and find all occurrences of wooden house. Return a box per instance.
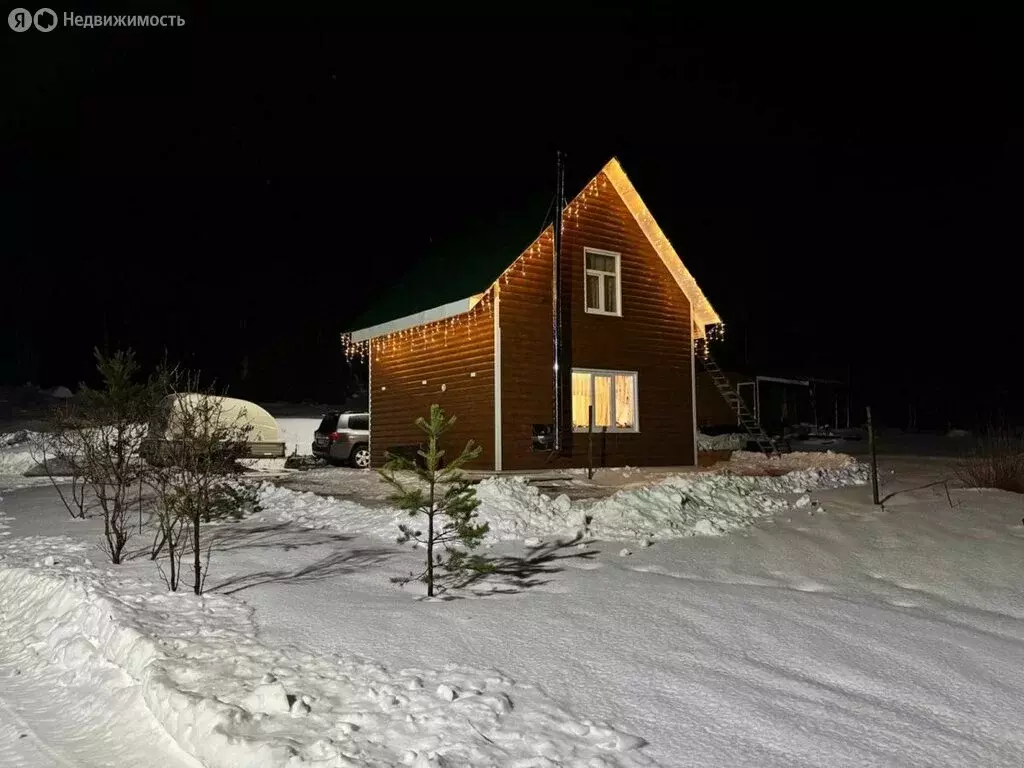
[343,158,721,471]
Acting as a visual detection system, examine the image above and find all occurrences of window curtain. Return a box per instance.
[572,372,591,428]
[615,374,635,428]
[594,375,612,427]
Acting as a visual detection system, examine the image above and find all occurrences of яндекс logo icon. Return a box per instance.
[8,7,57,31]
[8,8,32,31]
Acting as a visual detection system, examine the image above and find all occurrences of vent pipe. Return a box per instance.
[552,151,566,453]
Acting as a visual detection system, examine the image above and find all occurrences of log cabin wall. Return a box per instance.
[499,170,695,470]
[369,296,496,470]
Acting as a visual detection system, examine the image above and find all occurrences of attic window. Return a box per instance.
[584,248,621,316]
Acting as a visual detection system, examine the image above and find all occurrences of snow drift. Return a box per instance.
[275,418,321,457]
[718,450,862,474]
[258,456,867,544]
[0,430,44,478]
[0,531,654,767]
[474,458,866,541]
[696,431,748,451]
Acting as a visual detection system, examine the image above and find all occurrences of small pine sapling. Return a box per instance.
[379,404,491,596]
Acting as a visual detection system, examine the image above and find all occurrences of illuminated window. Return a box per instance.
[584,247,621,316]
[571,369,638,432]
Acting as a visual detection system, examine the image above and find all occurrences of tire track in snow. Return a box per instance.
[0,688,77,768]
[0,620,202,768]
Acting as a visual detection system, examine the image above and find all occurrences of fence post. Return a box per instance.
[587,405,594,480]
[867,405,879,505]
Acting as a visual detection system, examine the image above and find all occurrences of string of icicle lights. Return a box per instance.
[340,170,724,362]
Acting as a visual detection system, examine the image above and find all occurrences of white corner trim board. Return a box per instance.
[493,283,502,472]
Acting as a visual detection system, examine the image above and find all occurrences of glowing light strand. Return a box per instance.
[342,164,717,361]
[346,287,498,362]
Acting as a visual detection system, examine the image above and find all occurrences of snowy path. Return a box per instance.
[0,614,201,768]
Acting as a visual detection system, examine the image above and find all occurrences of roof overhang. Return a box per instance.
[602,158,722,339]
[350,293,484,342]
[349,158,720,343]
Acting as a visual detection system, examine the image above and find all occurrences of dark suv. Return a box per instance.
[312,411,370,468]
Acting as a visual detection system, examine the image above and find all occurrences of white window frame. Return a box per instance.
[583,247,623,317]
[571,368,639,433]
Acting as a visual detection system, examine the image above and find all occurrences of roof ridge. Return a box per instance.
[346,156,721,339]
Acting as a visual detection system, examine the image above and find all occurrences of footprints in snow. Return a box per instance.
[626,564,924,610]
[865,571,925,609]
[564,560,602,571]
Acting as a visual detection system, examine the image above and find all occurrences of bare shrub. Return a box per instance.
[147,372,257,594]
[33,402,91,519]
[955,430,1024,494]
[150,471,190,591]
[49,349,165,563]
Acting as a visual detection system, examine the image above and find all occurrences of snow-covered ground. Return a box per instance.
[0,431,43,474]
[259,452,866,543]
[0,493,654,767]
[0,430,51,492]
[276,418,321,457]
[4,448,1024,766]
[221,458,1024,766]
[0,417,321,488]
[242,469,1024,766]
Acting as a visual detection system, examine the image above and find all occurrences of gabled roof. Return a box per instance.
[348,157,720,342]
[345,191,551,337]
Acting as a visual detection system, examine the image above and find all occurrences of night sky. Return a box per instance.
[3,12,1020,428]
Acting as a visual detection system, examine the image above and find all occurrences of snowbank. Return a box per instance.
[475,460,866,541]
[720,450,863,474]
[0,430,44,477]
[274,418,321,457]
[258,483,409,536]
[0,418,318,481]
[697,432,748,451]
[239,418,321,474]
[258,457,868,544]
[0,428,145,489]
[0,529,653,767]
[1,430,36,447]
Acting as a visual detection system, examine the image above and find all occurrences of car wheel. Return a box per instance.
[351,445,371,469]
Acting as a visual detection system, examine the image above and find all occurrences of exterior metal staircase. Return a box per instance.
[698,348,783,457]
